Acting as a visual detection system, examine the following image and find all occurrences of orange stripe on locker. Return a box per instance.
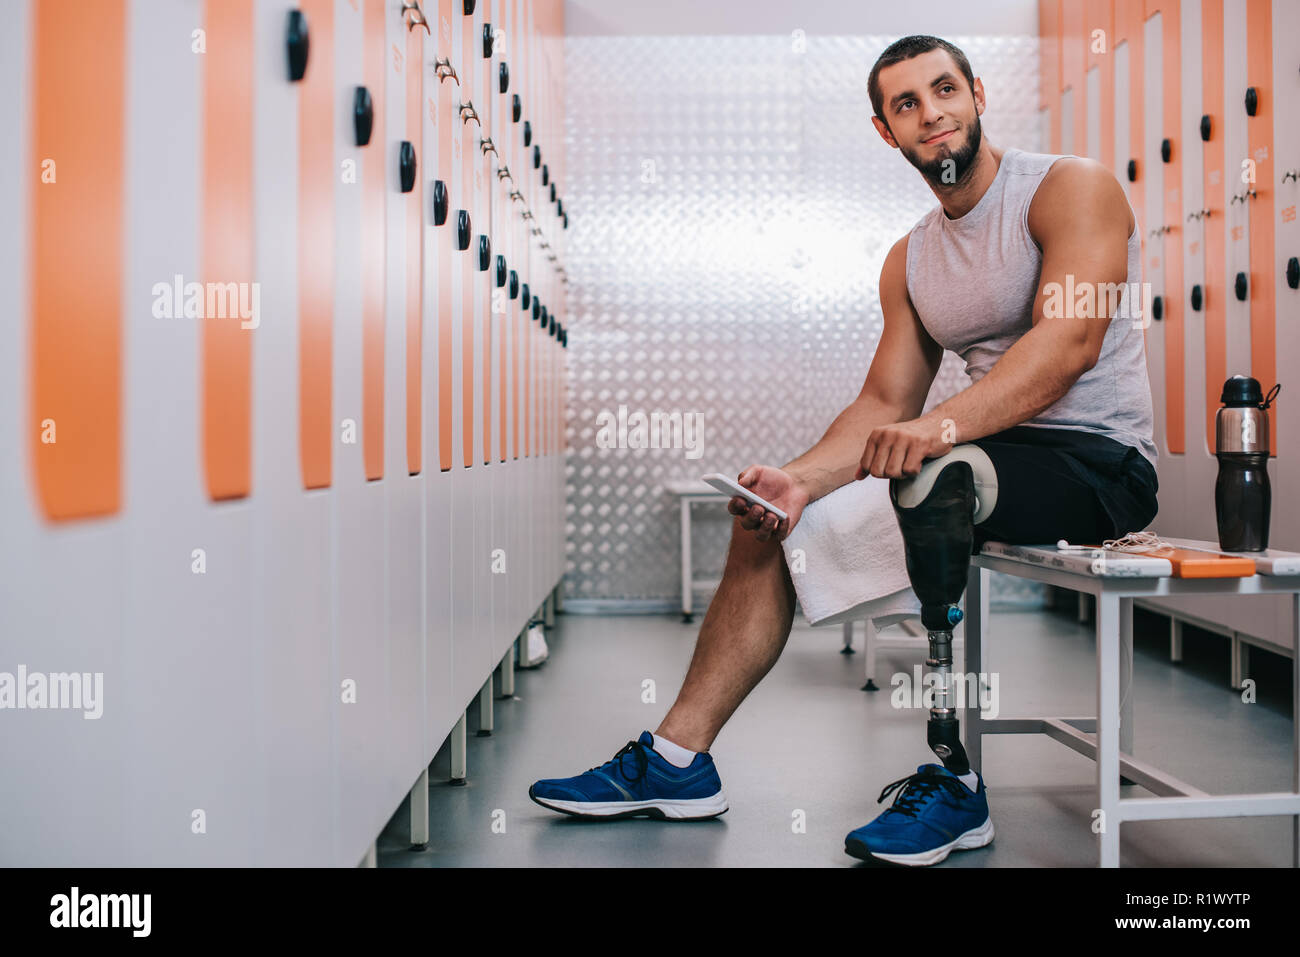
[1150,0,1185,454]
[461,10,477,469]
[437,0,455,472]
[1086,0,1115,172]
[478,20,492,467]
[1115,1,1146,355]
[499,0,509,468]
[201,0,255,501]
[1061,0,1086,154]
[1039,0,1062,152]
[1245,0,1277,452]
[362,0,386,481]
[1202,0,1226,454]
[29,0,126,520]
[509,0,521,462]
[407,16,424,475]
[298,0,334,489]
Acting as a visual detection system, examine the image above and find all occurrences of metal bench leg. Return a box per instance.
[680,498,693,623]
[1120,596,1134,758]
[1097,591,1122,868]
[1292,594,1299,867]
[862,619,879,691]
[1170,615,1183,663]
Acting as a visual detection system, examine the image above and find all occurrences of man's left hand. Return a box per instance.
[856,416,955,480]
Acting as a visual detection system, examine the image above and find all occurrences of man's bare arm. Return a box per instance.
[858,158,1132,478]
[782,234,943,502]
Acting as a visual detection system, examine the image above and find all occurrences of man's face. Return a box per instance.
[874,49,983,187]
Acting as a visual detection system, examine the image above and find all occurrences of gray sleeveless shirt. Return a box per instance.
[904,147,1158,470]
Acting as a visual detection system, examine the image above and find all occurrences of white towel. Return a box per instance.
[780,474,920,628]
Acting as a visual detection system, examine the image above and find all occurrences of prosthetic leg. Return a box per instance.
[889,446,998,776]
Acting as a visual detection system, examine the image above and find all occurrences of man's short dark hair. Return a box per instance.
[868,35,976,125]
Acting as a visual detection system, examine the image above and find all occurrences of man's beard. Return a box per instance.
[900,114,983,188]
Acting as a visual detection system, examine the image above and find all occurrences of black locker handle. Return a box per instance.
[509,269,519,299]
[550,183,557,203]
[1127,159,1137,182]
[482,23,493,58]
[286,10,309,82]
[500,62,510,94]
[533,145,541,170]
[463,0,475,14]
[532,297,540,321]
[432,180,448,225]
[542,163,549,186]
[1235,271,1248,301]
[1200,114,1212,141]
[523,120,532,146]
[456,210,471,251]
[1287,257,1299,290]
[495,255,507,287]
[1190,284,1203,311]
[542,305,549,332]
[563,212,569,230]
[1152,295,1163,321]
[399,141,417,193]
[353,86,373,146]
[521,283,530,309]
[512,94,522,122]
[1245,86,1258,116]
[1160,138,1171,163]
[478,235,491,271]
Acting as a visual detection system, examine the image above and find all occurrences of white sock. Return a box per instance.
[651,733,698,768]
[957,770,979,791]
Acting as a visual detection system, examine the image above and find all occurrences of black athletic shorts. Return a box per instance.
[967,425,1159,553]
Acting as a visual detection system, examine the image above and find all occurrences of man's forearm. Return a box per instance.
[783,397,905,503]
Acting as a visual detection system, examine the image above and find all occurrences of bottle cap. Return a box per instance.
[1220,374,1263,407]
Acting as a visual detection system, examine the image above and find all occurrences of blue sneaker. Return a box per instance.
[529,731,729,820]
[844,764,994,866]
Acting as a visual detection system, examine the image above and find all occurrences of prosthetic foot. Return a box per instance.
[889,447,998,776]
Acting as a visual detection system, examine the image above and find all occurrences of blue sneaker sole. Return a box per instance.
[845,815,994,866]
[529,786,728,821]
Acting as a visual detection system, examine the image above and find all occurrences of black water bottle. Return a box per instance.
[1214,375,1280,551]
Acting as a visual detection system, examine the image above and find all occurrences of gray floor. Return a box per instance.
[378,602,1297,867]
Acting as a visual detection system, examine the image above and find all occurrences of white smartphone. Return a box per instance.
[701,472,789,522]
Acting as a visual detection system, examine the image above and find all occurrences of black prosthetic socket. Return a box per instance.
[888,461,975,633]
[891,461,977,777]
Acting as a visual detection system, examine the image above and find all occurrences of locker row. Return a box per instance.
[1039,0,1300,650]
[0,0,570,866]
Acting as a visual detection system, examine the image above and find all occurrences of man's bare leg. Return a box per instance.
[654,516,798,753]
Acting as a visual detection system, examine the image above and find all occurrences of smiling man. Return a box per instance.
[528,35,1158,868]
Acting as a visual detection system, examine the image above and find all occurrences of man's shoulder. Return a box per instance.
[1028,156,1130,241]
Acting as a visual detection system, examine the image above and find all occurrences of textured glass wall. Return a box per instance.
[563,33,1046,608]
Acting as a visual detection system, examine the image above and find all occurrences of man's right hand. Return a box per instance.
[727,465,810,543]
